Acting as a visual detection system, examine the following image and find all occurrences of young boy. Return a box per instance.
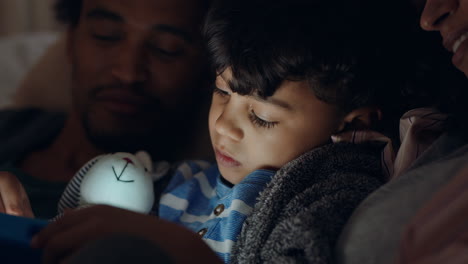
[38,0,415,262]
[162,0,422,261]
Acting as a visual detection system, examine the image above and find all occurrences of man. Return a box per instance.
[0,0,212,219]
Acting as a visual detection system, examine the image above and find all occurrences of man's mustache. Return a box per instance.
[89,83,162,110]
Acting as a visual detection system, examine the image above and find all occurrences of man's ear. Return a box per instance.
[338,106,382,132]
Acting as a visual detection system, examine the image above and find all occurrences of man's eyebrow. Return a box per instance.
[86,8,123,23]
[152,24,193,43]
[84,9,193,43]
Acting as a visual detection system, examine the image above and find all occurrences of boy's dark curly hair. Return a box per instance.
[204,0,468,135]
[205,0,406,112]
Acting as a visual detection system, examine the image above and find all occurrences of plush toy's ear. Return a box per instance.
[135,151,153,173]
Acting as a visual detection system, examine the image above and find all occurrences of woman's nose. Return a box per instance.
[420,0,458,31]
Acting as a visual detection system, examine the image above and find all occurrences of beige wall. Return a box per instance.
[0,0,59,36]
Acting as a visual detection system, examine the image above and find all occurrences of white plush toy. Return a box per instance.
[59,151,168,215]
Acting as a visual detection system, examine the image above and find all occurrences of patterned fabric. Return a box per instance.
[396,166,468,264]
[159,161,275,263]
[333,108,448,180]
[393,108,448,178]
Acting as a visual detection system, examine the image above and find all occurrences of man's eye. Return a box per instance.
[213,87,230,97]
[92,34,122,42]
[148,45,183,57]
[248,110,278,129]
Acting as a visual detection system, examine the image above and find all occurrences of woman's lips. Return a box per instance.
[452,37,468,68]
[443,29,468,53]
[215,149,241,168]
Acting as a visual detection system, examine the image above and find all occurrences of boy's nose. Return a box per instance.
[215,110,244,142]
[420,0,458,31]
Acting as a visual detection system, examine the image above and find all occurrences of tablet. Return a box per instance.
[0,213,48,263]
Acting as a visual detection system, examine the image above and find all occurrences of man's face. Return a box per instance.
[420,0,468,75]
[68,0,208,153]
[209,69,345,184]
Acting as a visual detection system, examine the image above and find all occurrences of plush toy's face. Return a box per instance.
[112,157,144,183]
[79,152,155,214]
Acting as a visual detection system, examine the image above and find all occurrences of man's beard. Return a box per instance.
[80,104,194,161]
[82,112,158,154]
[75,80,208,160]
[78,81,167,154]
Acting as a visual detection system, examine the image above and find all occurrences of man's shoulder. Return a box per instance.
[0,107,66,161]
[0,107,65,132]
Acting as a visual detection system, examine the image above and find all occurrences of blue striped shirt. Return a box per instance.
[159,161,275,263]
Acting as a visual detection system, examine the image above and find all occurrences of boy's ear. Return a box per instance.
[338,106,382,132]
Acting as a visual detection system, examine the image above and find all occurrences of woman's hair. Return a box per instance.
[54,0,83,27]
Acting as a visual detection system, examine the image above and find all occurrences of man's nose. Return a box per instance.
[420,0,458,31]
[111,42,148,84]
[215,107,244,142]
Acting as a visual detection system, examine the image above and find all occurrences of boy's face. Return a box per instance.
[209,69,345,184]
[68,0,207,153]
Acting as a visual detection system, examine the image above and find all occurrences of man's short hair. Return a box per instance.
[54,0,212,27]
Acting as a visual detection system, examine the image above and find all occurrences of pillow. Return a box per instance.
[0,32,61,109]
[12,32,72,111]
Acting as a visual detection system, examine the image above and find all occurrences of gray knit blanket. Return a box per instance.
[231,142,385,264]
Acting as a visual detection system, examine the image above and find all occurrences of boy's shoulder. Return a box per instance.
[173,160,214,178]
[161,160,216,196]
[166,160,216,185]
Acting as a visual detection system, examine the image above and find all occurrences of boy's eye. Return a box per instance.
[249,110,278,129]
[213,87,230,97]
